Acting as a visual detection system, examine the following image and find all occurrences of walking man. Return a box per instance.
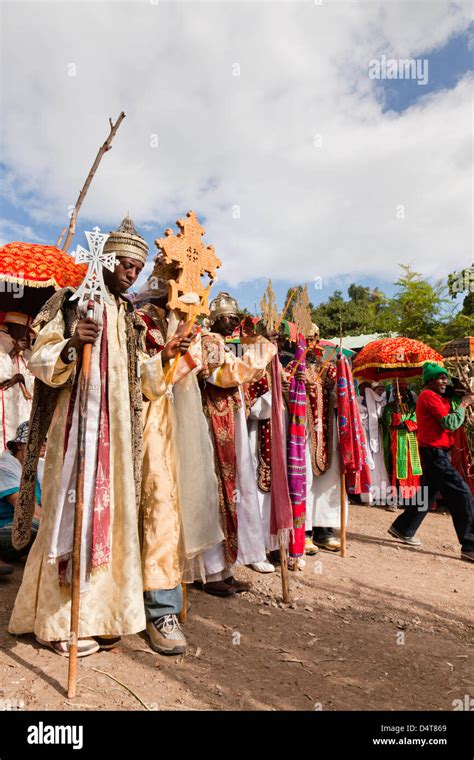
[388,362,474,562]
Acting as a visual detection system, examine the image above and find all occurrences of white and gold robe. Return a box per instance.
[9,297,165,641]
[197,333,277,581]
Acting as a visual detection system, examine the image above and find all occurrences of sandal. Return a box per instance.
[35,635,100,657]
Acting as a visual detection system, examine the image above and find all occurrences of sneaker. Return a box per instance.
[460,550,474,563]
[35,636,100,657]
[304,537,319,556]
[388,526,422,547]
[0,559,13,576]
[146,614,186,656]
[251,561,276,573]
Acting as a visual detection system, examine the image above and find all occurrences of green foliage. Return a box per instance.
[279,264,473,348]
[309,283,389,339]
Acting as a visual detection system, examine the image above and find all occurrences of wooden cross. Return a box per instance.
[292,285,313,337]
[155,210,221,317]
[260,279,279,331]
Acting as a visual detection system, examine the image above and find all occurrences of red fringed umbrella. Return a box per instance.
[352,336,443,382]
[0,242,87,317]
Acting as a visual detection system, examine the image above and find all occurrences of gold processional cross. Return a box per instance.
[155,210,221,317]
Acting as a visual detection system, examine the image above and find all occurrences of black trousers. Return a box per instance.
[392,446,474,551]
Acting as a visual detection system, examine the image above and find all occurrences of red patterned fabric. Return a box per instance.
[269,356,293,544]
[451,426,474,496]
[353,337,443,382]
[247,372,272,491]
[0,242,86,289]
[306,361,336,475]
[91,310,111,570]
[287,337,308,557]
[202,384,240,565]
[336,355,372,494]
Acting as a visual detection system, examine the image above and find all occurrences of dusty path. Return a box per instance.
[0,504,472,711]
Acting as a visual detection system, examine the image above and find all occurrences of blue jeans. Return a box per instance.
[144,584,183,622]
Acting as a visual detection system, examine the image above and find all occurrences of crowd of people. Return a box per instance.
[1,216,473,660]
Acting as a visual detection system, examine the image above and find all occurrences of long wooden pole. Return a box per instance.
[279,544,291,603]
[289,337,318,379]
[275,287,298,331]
[67,303,94,699]
[338,319,347,558]
[179,582,187,625]
[62,112,126,253]
[164,284,211,386]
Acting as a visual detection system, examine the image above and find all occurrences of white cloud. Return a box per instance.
[0,0,471,289]
[0,219,46,248]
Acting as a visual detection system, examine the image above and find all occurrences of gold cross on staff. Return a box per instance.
[155,210,221,317]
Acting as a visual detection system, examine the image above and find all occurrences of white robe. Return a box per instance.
[248,389,289,552]
[0,332,34,453]
[9,298,165,641]
[359,389,388,505]
[305,410,347,530]
[200,387,267,581]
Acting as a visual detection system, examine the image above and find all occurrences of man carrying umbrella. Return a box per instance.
[388,362,474,562]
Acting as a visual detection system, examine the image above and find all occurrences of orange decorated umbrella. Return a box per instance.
[0,241,87,317]
[352,336,444,382]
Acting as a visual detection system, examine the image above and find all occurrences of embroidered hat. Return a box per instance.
[103,216,149,266]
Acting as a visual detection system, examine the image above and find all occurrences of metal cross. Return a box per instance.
[70,226,116,307]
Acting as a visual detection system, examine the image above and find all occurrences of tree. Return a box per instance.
[310,285,389,338]
[380,265,447,347]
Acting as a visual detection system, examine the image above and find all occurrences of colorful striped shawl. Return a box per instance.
[287,337,307,557]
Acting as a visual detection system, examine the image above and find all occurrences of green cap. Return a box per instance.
[422,361,448,385]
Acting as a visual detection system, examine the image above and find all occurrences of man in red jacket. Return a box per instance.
[388,362,474,562]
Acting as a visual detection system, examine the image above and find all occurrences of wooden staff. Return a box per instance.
[166,285,212,622]
[338,323,347,558]
[67,301,94,699]
[62,112,126,253]
[179,582,187,625]
[280,543,291,603]
[314,345,338,382]
[288,337,318,379]
[275,287,298,332]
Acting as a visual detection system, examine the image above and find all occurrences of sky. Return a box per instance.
[0,0,472,314]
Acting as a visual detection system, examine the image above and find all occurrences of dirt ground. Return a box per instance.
[0,504,472,712]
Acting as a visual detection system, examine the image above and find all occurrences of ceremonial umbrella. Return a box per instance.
[0,242,87,317]
[352,336,443,382]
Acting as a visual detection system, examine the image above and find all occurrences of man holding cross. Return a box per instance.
[8,217,187,656]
